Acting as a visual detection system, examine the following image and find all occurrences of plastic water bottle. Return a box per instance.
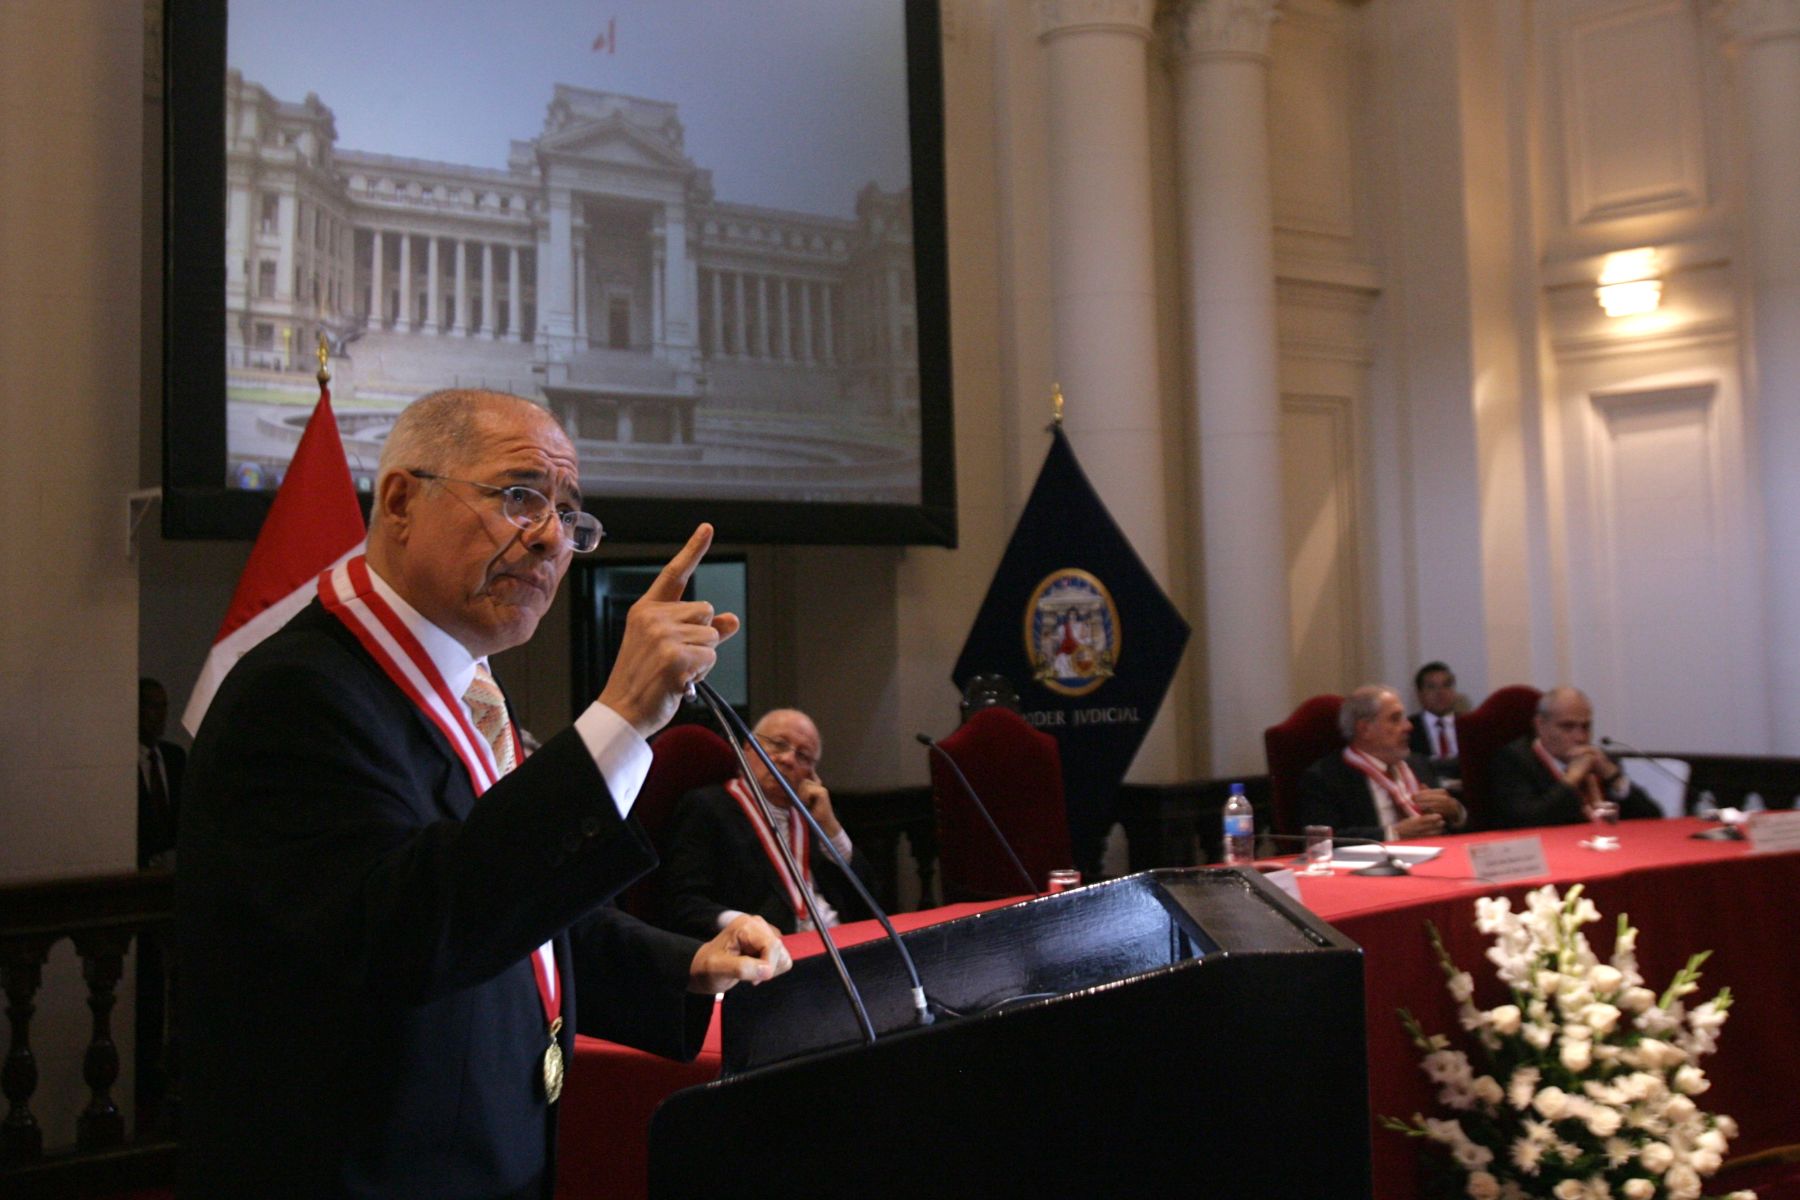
[1222,782,1255,865]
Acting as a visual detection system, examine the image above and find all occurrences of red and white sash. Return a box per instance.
[318,555,553,1033]
[1534,738,1604,809]
[1343,747,1423,819]
[726,777,810,924]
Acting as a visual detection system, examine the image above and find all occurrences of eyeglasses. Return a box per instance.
[409,470,605,553]
[759,735,818,772]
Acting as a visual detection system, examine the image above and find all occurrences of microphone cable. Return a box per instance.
[916,732,1042,898]
[689,682,877,1045]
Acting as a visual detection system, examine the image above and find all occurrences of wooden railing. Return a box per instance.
[0,870,176,1199]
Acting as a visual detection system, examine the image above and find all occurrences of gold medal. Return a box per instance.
[542,1016,564,1104]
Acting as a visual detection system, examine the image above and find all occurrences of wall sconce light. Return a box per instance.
[1596,247,1662,317]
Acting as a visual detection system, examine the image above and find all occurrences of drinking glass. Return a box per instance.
[1585,799,1620,851]
[1302,825,1334,875]
[1046,868,1082,894]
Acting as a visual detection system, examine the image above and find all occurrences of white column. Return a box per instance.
[482,241,497,339]
[424,235,440,335]
[709,270,724,356]
[507,244,523,342]
[1167,0,1290,774]
[397,233,413,329]
[573,228,588,343]
[662,202,695,361]
[369,228,383,326]
[822,284,836,363]
[452,238,468,335]
[1035,0,1177,785]
[777,277,793,360]
[543,189,576,352]
[652,232,666,349]
[1724,0,1800,752]
[757,274,773,358]
[732,271,748,357]
[800,279,815,363]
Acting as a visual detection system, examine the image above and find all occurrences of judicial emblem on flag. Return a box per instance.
[1026,569,1118,696]
[954,424,1190,867]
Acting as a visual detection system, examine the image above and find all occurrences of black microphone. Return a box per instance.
[698,683,935,1028]
[916,733,1043,898]
[1598,737,1741,841]
[1254,831,1417,877]
[688,684,877,1044]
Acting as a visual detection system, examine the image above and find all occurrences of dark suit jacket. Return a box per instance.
[1485,736,1662,830]
[657,783,877,939]
[177,601,711,1199]
[1408,712,1460,763]
[137,739,184,867]
[1296,752,1443,844]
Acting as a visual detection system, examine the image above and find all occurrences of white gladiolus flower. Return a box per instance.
[1449,970,1475,1002]
[1619,986,1656,1013]
[1524,1022,1555,1050]
[1553,1180,1586,1200]
[1690,1148,1722,1175]
[1603,1136,1634,1167]
[1621,1180,1654,1200]
[1697,1128,1728,1155]
[1424,1117,1464,1144]
[1715,1114,1739,1138]
[1472,1075,1504,1107]
[1581,1002,1622,1036]
[1665,1163,1702,1200]
[1640,1141,1675,1174]
[1561,1038,1593,1073]
[1533,1086,1569,1121]
[1589,964,1624,994]
[1466,1170,1501,1200]
[1584,1105,1622,1138]
[1674,1065,1709,1095]
[1489,1004,1522,1035]
[1454,1139,1494,1169]
[1508,1066,1541,1110]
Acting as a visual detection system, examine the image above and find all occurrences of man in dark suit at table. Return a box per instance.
[136,677,184,870]
[178,389,791,1199]
[1486,686,1661,829]
[1297,684,1468,844]
[1407,660,1463,774]
[659,707,878,938]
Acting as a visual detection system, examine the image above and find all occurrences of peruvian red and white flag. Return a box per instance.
[182,388,366,735]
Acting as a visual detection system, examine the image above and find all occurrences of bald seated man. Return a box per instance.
[1486,686,1661,830]
[179,389,790,1199]
[659,708,880,939]
[1297,684,1468,844]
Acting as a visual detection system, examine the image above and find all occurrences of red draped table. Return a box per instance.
[1292,816,1800,1200]
[558,819,1798,1200]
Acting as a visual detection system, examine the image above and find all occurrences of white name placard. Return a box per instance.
[1261,866,1304,904]
[1746,810,1800,854]
[1468,836,1550,882]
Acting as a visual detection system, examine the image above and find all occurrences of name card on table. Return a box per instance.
[1468,836,1550,882]
[1746,810,1800,854]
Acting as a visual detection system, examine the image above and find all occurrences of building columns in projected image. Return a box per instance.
[222,76,921,503]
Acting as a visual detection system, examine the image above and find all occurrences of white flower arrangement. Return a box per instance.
[1383,884,1753,1200]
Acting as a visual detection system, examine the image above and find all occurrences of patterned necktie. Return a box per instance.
[463,662,518,777]
[1436,717,1451,759]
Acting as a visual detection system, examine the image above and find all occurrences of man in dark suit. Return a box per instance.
[1298,684,1468,844]
[659,708,878,938]
[1487,686,1661,830]
[1407,660,1462,771]
[136,677,184,869]
[178,390,790,1199]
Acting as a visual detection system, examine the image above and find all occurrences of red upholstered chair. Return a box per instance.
[929,706,1073,901]
[1454,685,1542,830]
[1262,694,1346,836]
[619,723,737,919]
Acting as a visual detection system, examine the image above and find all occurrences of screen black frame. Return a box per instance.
[161,0,956,547]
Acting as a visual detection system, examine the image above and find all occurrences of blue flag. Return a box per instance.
[952,426,1190,873]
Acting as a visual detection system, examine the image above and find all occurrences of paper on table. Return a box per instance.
[1331,843,1444,865]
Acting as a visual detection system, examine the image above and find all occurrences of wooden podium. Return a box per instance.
[650,868,1371,1197]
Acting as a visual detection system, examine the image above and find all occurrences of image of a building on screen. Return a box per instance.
[222,74,920,503]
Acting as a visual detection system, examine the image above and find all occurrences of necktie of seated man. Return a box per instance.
[1437,718,1451,760]
[463,662,518,777]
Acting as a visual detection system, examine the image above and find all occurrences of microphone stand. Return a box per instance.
[697,682,934,1028]
[916,732,1042,898]
[1599,736,1742,841]
[689,683,877,1045]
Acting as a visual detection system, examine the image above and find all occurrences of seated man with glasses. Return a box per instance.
[658,708,879,938]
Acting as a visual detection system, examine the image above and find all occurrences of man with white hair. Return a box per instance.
[180,389,790,1198]
[1296,684,1468,843]
[1487,686,1660,829]
[659,707,878,938]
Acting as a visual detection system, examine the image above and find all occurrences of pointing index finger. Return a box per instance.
[642,523,714,604]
